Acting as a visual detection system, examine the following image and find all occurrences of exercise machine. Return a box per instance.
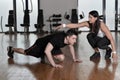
[47,14,62,33]
[5,10,14,34]
[20,0,33,33]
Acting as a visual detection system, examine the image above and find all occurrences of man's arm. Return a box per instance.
[44,42,63,68]
[68,45,82,62]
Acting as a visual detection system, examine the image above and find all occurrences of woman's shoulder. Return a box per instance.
[100,21,108,30]
[100,21,106,26]
[100,20,105,24]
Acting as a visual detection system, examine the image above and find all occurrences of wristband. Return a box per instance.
[62,24,66,28]
[112,51,117,54]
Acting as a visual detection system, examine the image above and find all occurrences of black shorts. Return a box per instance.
[25,44,44,58]
[25,44,63,58]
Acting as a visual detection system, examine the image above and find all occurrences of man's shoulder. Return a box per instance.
[51,31,65,36]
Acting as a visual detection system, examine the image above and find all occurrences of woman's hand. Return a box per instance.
[112,53,118,63]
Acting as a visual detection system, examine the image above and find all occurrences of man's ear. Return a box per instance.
[66,36,70,40]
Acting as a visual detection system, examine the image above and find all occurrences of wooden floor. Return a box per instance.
[0,32,120,80]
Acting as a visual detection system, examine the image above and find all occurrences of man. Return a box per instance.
[7,29,82,68]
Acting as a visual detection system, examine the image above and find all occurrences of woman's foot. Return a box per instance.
[105,47,112,59]
[90,52,100,60]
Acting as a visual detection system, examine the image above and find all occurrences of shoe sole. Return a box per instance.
[7,46,14,58]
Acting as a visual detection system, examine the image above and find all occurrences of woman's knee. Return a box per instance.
[53,54,65,62]
[87,33,94,39]
[97,42,108,49]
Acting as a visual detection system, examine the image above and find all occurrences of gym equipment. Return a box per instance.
[79,11,85,19]
[99,15,104,20]
[5,10,14,34]
[71,9,78,23]
[20,0,33,33]
[64,12,70,21]
[34,9,45,33]
[20,10,30,33]
[71,9,81,33]
[64,9,84,22]
[64,9,82,34]
[47,14,62,33]
[118,8,120,25]
[0,16,3,32]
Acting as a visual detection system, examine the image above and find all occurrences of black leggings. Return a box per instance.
[87,33,110,49]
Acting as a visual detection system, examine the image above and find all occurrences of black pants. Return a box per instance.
[25,44,63,58]
[87,33,110,49]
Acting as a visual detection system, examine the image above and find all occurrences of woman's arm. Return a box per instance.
[54,21,89,30]
[101,22,116,52]
[100,22,118,61]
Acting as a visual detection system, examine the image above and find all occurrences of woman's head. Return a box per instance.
[88,10,100,34]
[88,10,99,23]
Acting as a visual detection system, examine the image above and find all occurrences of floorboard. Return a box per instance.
[0,32,120,80]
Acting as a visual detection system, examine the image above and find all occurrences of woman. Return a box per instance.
[55,10,117,62]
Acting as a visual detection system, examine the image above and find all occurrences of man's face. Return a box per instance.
[67,35,77,45]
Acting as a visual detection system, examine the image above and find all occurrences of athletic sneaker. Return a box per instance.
[90,52,100,60]
[7,46,14,58]
[105,47,112,59]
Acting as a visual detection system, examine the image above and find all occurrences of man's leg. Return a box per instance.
[7,44,41,59]
[51,49,65,62]
[53,54,65,62]
[13,48,25,54]
[7,46,26,58]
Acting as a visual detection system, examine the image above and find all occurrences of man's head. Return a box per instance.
[65,29,78,45]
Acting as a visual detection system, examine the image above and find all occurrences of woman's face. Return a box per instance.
[88,14,97,23]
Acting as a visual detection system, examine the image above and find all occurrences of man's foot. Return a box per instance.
[90,52,100,60]
[7,46,14,58]
[8,58,14,65]
[105,47,112,59]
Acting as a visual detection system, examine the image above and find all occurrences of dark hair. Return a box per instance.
[65,29,78,36]
[89,10,100,34]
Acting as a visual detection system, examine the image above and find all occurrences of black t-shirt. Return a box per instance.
[35,32,67,53]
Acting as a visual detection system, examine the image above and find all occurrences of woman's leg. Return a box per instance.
[96,36,111,59]
[87,33,100,60]
[96,36,110,49]
[87,33,97,49]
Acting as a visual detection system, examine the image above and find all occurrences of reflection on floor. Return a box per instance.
[0,32,120,80]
